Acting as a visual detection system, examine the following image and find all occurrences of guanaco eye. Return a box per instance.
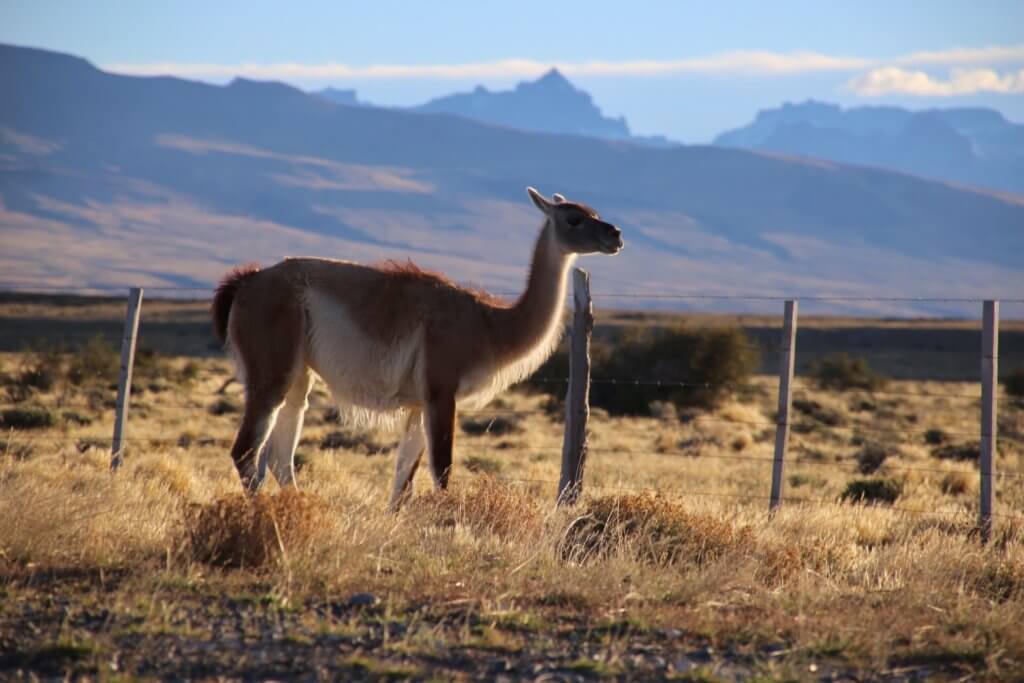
[567,215,582,227]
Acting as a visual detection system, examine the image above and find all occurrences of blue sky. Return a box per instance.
[3,1,1023,141]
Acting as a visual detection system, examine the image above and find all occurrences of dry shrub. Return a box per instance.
[940,471,971,496]
[753,542,804,586]
[973,558,1024,602]
[560,493,753,566]
[932,442,979,462]
[793,398,846,427]
[408,475,540,541]
[185,490,329,568]
[854,443,889,474]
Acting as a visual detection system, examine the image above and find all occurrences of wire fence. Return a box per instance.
[1,283,1023,534]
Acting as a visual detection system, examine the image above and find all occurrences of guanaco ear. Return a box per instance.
[527,186,553,214]
[552,193,566,204]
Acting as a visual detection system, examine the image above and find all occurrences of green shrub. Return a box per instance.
[809,353,886,392]
[932,442,979,462]
[67,335,119,386]
[924,428,948,446]
[840,478,902,505]
[5,341,63,400]
[1005,367,1024,399]
[17,366,57,392]
[1,406,56,430]
[132,347,164,383]
[534,325,759,416]
[855,443,889,474]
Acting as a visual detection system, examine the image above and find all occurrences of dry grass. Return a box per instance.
[1,345,1024,677]
[407,475,542,541]
[185,489,330,568]
[560,493,754,565]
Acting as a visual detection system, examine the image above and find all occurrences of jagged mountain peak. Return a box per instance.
[412,68,629,140]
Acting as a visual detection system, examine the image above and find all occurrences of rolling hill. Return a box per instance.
[1,44,1022,315]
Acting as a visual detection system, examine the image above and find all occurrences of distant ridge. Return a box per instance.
[314,87,367,107]
[715,100,1024,193]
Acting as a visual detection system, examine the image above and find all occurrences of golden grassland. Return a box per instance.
[2,340,1024,680]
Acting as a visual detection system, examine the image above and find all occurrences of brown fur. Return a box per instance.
[211,263,261,345]
[375,259,509,307]
[213,188,622,503]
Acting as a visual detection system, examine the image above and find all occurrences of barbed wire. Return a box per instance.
[472,444,1024,480]
[790,383,982,401]
[529,376,991,401]
[4,282,1024,305]
[7,431,1024,483]
[492,476,1024,522]
[591,292,1024,304]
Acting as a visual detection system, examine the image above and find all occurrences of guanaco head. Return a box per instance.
[527,187,623,255]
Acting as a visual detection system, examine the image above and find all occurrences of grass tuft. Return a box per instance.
[185,489,329,568]
[408,475,540,540]
[560,493,753,566]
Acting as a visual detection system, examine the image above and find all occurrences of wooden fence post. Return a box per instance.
[110,287,144,470]
[979,300,999,543]
[558,268,593,506]
[770,300,798,511]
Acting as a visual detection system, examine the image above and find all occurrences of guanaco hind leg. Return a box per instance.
[264,370,315,488]
[389,410,426,511]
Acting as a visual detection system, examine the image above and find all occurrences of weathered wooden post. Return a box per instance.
[558,268,593,506]
[110,287,144,470]
[769,299,798,511]
[979,300,999,543]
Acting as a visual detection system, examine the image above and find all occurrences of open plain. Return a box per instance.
[1,296,1023,681]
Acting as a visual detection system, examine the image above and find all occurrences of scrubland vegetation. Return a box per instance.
[2,306,1024,680]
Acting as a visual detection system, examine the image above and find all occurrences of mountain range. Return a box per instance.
[1,44,1022,316]
[715,100,1024,194]
[316,68,676,148]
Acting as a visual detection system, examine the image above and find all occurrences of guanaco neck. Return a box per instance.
[492,220,575,360]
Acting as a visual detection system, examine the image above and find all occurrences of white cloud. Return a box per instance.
[847,66,1024,96]
[102,44,1024,89]
[105,51,873,81]
[896,45,1024,67]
